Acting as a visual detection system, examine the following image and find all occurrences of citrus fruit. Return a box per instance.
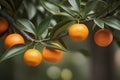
[4,33,25,49]
[0,17,8,33]
[42,43,63,63]
[68,24,89,42]
[24,49,42,66]
[94,29,113,47]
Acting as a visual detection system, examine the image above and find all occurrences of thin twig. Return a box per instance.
[0,5,118,43]
[0,9,68,43]
[34,32,68,42]
[0,10,35,42]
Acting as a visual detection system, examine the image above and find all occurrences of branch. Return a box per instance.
[0,9,68,43]
[0,4,118,43]
[80,5,120,23]
[0,10,35,42]
[43,32,68,42]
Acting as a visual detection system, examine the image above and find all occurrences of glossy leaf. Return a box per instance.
[45,2,60,13]
[103,17,120,30]
[68,0,79,11]
[41,42,65,51]
[58,39,68,49]
[0,44,28,62]
[46,0,76,17]
[40,0,60,14]
[25,3,36,19]
[40,0,74,17]
[57,5,76,17]
[37,17,51,36]
[50,19,75,38]
[54,12,71,17]
[17,19,36,35]
[94,19,104,29]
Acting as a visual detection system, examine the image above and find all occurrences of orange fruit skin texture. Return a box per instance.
[94,29,113,47]
[4,33,25,49]
[42,43,63,63]
[24,49,42,66]
[68,24,89,42]
[0,17,8,33]
[0,32,8,40]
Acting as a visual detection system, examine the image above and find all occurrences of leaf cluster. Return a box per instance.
[0,0,120,62]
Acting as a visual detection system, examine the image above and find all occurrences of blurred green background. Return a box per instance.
[0,36,91,80]
[0,0,120,80]
[0,35,120,80]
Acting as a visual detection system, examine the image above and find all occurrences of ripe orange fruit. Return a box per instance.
[24,49,42,66]
[4,33,25,49]
[42,43,63,63]
[0,17,8,33]
[0,32,8,40]
[94,29,113,47]
[68,24,89,42]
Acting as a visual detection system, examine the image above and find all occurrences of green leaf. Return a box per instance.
[58,39,68,49]
[45,2,60,13]
[37,17,51,36]
[85,0,107,17]
[40,0,74,17]
[16,19,36,35]
[41,42,65,51]
[57,5,76,17]
[54,12,71,17]
[94,19,104,29]
[75,0,81,12]
[46,0,76,17]
[40,0,60,14]
[68,0,79,11]
[103,17,120,30]
[108,0,120,13]
[25,3,36,19]
[0,44,28,62]
[50,19,75,38]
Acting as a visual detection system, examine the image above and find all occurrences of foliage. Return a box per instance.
[0,0,120,63]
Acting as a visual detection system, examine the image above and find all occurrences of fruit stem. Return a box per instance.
[0,6,118,43]
[0,9,35,42]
